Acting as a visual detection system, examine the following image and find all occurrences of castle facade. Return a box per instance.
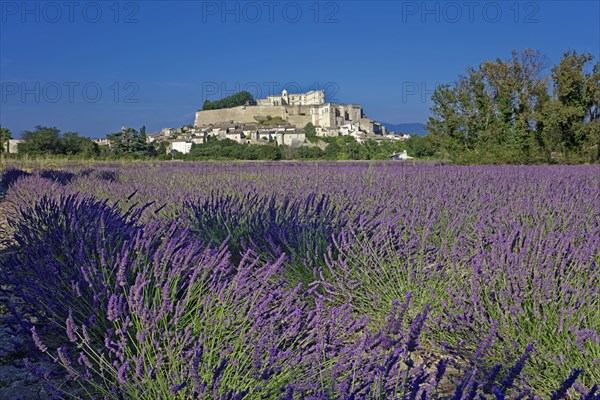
[194,90,385,136]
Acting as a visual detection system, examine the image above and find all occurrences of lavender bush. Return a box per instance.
[185,191,343,283]
[1,193,438,398]
[1,163,598,398]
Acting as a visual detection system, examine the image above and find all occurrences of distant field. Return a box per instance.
[1,162,598,399]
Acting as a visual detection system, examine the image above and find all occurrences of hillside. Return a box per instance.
[382,122,427,136]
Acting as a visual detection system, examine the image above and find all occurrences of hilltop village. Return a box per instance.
[144,90,410,155]
[2,90,413,160]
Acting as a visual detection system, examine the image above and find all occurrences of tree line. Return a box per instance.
[174,134,422,161]
[3,124,421,161]
[1,126,100,157]
[0,126,159,159]
[427,49,599,164]
[202,91,256,111]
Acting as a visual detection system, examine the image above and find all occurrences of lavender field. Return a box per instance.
[0,162,599,399]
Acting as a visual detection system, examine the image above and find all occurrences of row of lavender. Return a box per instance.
[0,163,598,399]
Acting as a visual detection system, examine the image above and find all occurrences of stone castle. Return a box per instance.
[194,89,386,136]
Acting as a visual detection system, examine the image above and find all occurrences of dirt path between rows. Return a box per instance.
[0,304,54,398]
[0,249,57,399]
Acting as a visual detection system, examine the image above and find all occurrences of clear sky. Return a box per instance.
[1,0,598,138]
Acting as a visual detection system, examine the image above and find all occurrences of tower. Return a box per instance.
[281,89,289,105]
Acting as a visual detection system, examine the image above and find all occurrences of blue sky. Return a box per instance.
[1,0,598,138]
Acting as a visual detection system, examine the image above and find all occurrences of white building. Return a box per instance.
[390,150,413,161]
[190,135,206,145]
[3,139,23,153]
[225,130,245,143]
[171,140,193,154]
[257,89,325,106]
[93,138,111,147]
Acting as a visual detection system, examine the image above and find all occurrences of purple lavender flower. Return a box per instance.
[57,347,72,369]
[406,304,429,352]
[435,359,447,384]
[169,381,187,394]
[23,358,45,379]
[494,387,506,400]
[65,311,77,342]
[81,323,91,345]
[3,164,599,398]
[482,364,502,393]
[30,326,47,353]
[117,361,129,385]
[582,384,598,400]
[550,368,582,400]
[107,294,120,321]
[78,352,93,370]
[499,344,533,392]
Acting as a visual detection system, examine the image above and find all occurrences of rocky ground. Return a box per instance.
[0,249,60,400]
[0,307,54,399]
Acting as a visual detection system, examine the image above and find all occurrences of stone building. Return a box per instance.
[257,89,325,106]
[194,90,383,136]
[274,130,305,147]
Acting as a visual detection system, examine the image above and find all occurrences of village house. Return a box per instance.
[225,129,245,143]
[171,140,193,154]
[274,128,306,147]
[93,138,111,147]
[2,139,23,153]
[389,150,413,161]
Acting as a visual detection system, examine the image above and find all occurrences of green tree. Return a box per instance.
[323,141,341,159]
[241,144,261,160]
[106,127,153,157]
[405,135,437,158]
[297,146,324,159]
[481,49,549,161]
[428,49,551,163]
[587,62,600,161]
[380,138,406,156]
[541,51,599,161]
[157,141,169,156]
[362,139,381,159]
[116,127,137,154]
[19,126,62,155]
[0,127,12,153]
[62,132,99,156]
[132,126,153,156]
[202,91,255,110]
[346,141,363,160]
[259,145,282,160]
[304,122,317,137]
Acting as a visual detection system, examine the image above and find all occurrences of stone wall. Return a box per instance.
[359,118,375,134]
[275,132,306,147]
[195,103,365,131]
[195,105,288,126]
[287,115,313,128]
